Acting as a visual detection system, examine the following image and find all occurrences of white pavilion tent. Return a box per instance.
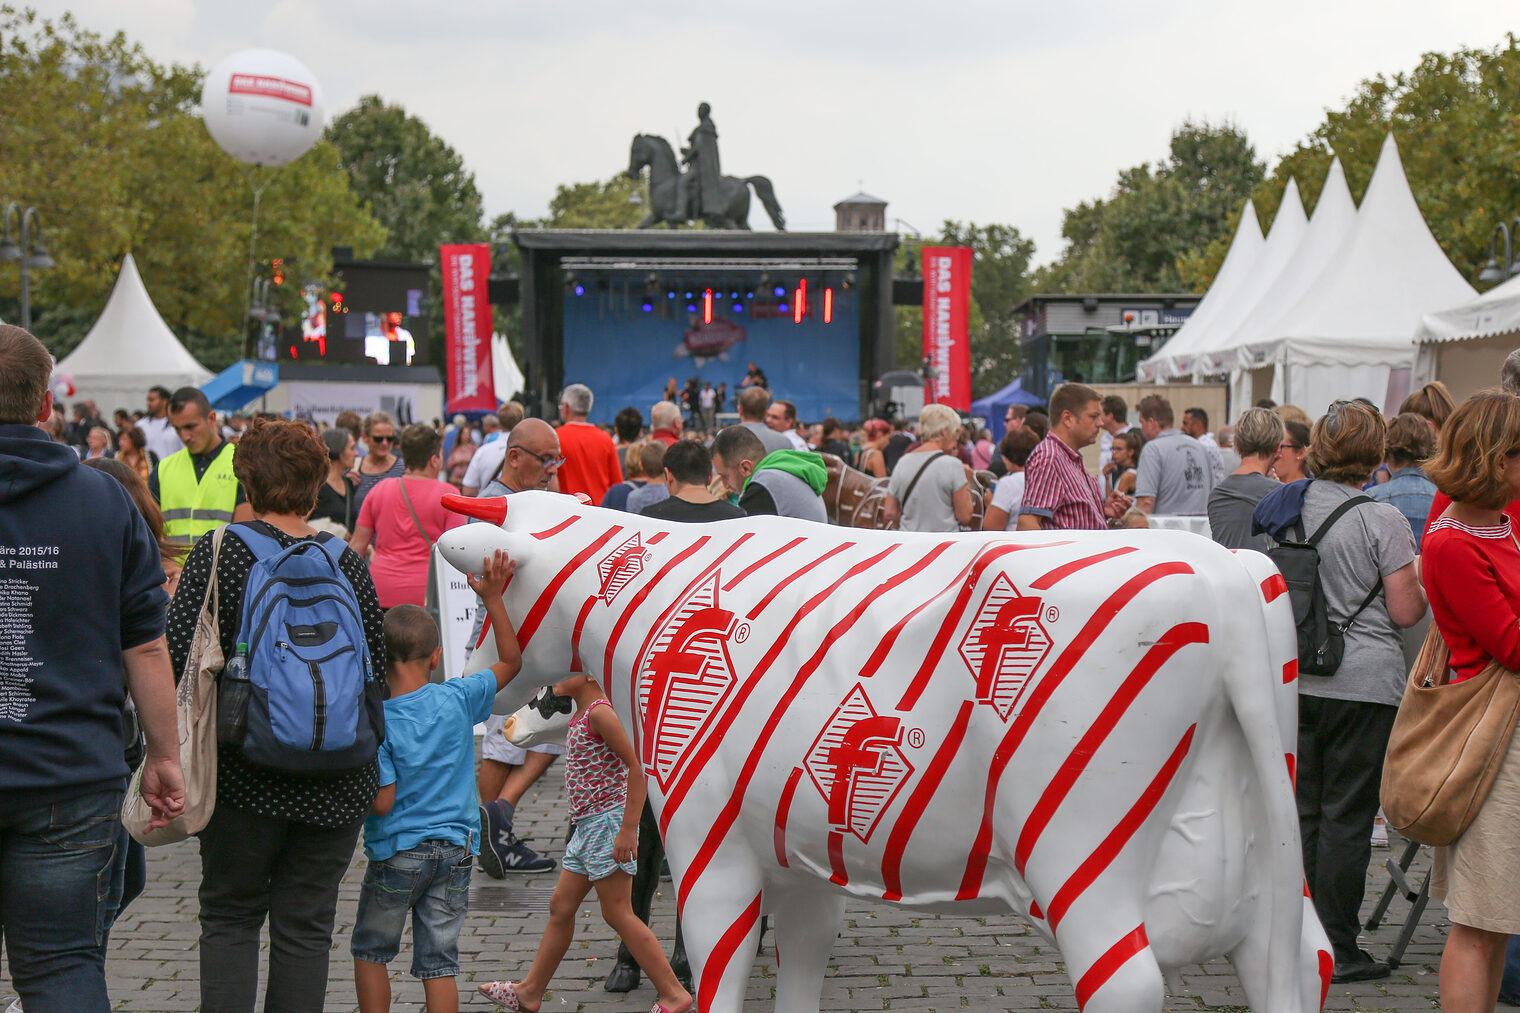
[1414,272,1520,401]
[1223,134,1474,418]
[1136,201,1263,381]
[55,253,212,416]
[1217,158,1359,415]
[1189,178,1307,382]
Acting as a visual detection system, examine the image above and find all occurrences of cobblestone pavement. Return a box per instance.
[2,764,1457,1011]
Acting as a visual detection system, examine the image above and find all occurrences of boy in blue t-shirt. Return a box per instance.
[352,550,522,1012]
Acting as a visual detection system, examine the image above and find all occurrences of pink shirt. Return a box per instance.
[565,699,628,821]
[356,476,465,608]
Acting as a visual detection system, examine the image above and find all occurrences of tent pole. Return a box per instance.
[242,172,270,361]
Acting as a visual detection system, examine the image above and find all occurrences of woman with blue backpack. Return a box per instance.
[166,417,388,1013]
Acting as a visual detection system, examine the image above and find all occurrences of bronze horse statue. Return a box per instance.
[626,134,786,231]
[819,453,994,531]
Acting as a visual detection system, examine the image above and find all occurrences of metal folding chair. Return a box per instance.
[1364,837,1430,969]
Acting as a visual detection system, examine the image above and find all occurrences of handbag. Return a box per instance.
[122,527,224,846]
[1381,616,1520,846]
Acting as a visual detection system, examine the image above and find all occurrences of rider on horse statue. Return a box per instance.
[628,102,786,231]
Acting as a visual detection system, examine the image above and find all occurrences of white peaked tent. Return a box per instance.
[1414,272,1520,401]
[1227,134,1475,417]
[1220,159,1358,413]
[56,254,212,416]
[492,333,525,403]
[1190,178,1307,380]
[1137,202,1264,381]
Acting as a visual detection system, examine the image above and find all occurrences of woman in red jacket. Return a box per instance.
[1421,389,1520,1013]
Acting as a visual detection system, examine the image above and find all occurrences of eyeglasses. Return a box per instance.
[513,446,565,469]
[369,434,395,444]
[1278,442,1302,451]
[1324,397,1378,437]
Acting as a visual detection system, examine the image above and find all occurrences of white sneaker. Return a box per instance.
[1371,815,1388,847]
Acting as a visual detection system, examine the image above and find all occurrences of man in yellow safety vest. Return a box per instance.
[149,388,252,546]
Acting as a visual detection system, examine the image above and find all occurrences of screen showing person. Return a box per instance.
[363,311,415,365]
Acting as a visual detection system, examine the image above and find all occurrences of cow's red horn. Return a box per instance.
[442,494,507,525]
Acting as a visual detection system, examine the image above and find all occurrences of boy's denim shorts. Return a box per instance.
[351,840,472,979]
[563,809,638,882]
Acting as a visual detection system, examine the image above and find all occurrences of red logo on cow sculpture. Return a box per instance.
[596,533,649,605]
[804,685,913,843]
[957,573,1052,720]
[636,573,738,788]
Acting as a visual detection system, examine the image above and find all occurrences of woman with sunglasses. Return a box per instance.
[1271,420,1310,483]
[354,411,404,514]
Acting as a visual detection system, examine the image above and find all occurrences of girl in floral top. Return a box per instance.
[479,675,692,1013]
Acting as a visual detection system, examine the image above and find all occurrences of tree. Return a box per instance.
[325,95,486,260]
[895,221,1037,400]
[537,174,645,229]
[1180,37,1520,293]
[0,7,386,368]
[1037,121,1265,293]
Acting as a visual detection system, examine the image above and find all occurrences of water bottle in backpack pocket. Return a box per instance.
[226,523,384,775]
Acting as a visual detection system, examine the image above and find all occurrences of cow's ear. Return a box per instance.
[443,493,507,525]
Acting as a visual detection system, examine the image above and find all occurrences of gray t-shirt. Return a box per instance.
[1135,428,1214,515]
[1297,481,1417,707]
[738,421,794,456]
[1207,472,1278,552]
[625,483,670,514]
[887,452,967,532]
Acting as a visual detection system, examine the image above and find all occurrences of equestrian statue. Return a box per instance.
[626,102,786,230]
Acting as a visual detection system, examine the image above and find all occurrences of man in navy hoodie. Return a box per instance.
[0,325,183,1011]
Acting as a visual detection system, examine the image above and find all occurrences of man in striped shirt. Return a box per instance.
[1018,383,1128,531]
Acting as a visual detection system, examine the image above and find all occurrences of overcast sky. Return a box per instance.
[35,0,1517,263]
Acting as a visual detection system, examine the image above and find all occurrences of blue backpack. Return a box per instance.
[225,524,383,775]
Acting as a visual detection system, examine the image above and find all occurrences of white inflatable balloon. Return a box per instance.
[200,49,326,167]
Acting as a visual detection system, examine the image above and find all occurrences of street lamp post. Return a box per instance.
[0,203,56,331]
[1477,218,1520,286]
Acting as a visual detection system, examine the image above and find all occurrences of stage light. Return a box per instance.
[732,303,743,313]
[824,286,833,323]
[686,303,697,313]
[746,291,754,299]
[574,284,585,296]
[667,291,676,299]
[730,291,738,299]
[794,278,807,323]
[773,285,785,297]
[641,302,653,313]
[684,291,693,299]
[702,289,714,324]
[778,302,789,313]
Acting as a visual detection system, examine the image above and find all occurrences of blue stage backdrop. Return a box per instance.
[561,271,861,426]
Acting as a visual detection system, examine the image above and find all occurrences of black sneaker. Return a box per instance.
[1331,948,1390,983]
[478,803,510,880]
[499,833,556,874]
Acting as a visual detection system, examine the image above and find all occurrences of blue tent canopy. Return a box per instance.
[971,379,1045,442]
[201,360,278,414]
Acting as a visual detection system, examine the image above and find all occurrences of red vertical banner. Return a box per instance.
[440,243,496,412]
[921,246,973,411]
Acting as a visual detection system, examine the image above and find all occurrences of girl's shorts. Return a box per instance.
[563,810,638,881]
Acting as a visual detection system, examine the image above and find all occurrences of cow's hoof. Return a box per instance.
[605,962,640,992]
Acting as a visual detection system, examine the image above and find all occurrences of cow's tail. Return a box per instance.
[1218,549,1320,1013]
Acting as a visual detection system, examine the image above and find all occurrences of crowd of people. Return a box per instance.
[7,316,1520,1012]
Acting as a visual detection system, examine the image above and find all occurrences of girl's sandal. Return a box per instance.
[478,981,536,1011]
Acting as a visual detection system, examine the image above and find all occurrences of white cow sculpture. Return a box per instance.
[438,491,1332,1013]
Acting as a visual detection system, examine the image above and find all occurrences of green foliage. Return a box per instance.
[895,220,1037,400]
[0,6,386,370]
[537,174,646,229]
[1037,121,1265,294]
[1256,37,1520,290]
[325,95,486,259]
